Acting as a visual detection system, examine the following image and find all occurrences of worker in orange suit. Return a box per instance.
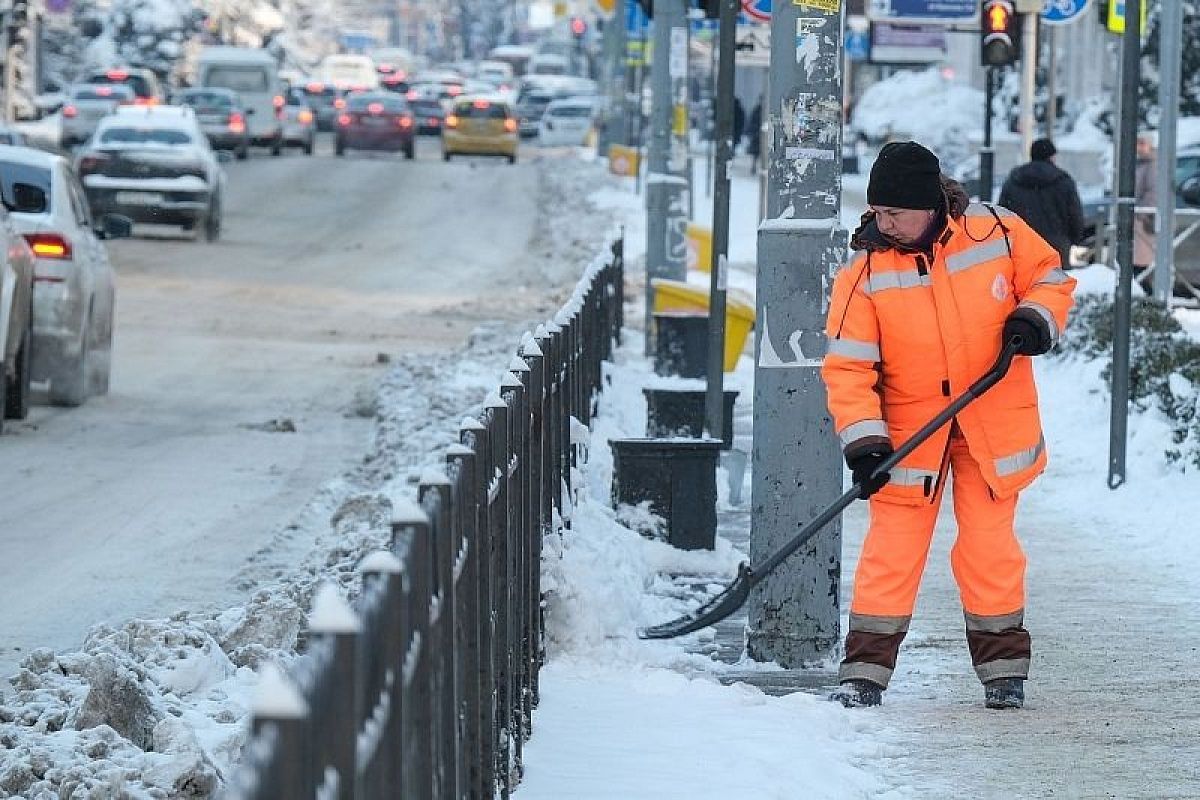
[822,141,1076,710]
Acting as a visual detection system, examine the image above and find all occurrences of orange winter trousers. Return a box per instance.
[840,425,1032,688]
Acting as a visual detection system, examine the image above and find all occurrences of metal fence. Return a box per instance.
[228,236,624,800]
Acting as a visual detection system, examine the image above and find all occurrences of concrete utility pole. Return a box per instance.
[644,0,690,347]
[1018,11,1038,160]
[1109,0,1141,490]
[746,0,845,667]
[1153,0,1183,305]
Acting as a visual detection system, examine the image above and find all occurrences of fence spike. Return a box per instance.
[501,372,523,389]
[484,390,507,409]
[419,467,452,486]
[253,662,308,719]
[387,491,429,526]
[360,550,403,574]
[461,416,487,431]
[446,443,474,457]
[508,356,530,373]
[521,338,544,358]
[309,583,361,634]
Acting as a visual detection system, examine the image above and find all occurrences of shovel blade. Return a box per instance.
[637,562,754,640]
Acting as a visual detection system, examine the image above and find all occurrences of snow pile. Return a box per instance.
[0,158,615,798]
[851,68,983,166]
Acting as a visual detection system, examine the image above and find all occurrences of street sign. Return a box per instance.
[845,29,870,60]
[741,0,771,23]
[866,0,978,25]
[734,24,771,66]
[1042,0,1089,23]
[626,0,648,34]
[1106,0,1146,34]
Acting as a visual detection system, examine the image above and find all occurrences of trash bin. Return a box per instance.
[643,386,739,449]
[610,437,723,550]
[654,312,709,378]
[686,223,713,273]
[651,278,755,372]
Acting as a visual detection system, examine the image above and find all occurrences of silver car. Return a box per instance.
[0,145,130,405]
[280,88,316,155]
[60,84,135,148]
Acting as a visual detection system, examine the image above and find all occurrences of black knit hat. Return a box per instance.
[1030,138,1057,161]
[867,141,942,210]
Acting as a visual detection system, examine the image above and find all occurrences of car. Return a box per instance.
[300,81,341,131]
[406,83,454,135]
[528,53,571,77]
[76,106,225,242]
[319,54,381,91]
[60,84,135,148]
[196,47,285,156]
[476,60,515,90]
[173,87,251,160]
[280,88,316,155]
[82,67,164,106]
[335,93,415,159]
[442,96,519,164]
[538,98,596,147]
[0,145,131,406]
[0,177,37,431]
[0,125,29,147]
[515,87,557,139]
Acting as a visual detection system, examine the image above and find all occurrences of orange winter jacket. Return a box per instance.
[822,199,1076,505]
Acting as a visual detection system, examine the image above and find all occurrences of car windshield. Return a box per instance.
[179,91,234,112]
[347,95,407,113]
[204,66,269,93]
[72,85,133,101]
[549,105,591,118]
[457,101,508,119]
[99,126,192,146]
[0,161,52,211]
[88,72,152,98]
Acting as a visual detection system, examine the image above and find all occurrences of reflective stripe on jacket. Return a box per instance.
[823,203,1076,505]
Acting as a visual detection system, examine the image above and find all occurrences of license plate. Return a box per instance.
[115,192,164,205]
[364,116,389,126]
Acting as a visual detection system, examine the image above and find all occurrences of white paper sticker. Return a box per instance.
[670,28,688,78]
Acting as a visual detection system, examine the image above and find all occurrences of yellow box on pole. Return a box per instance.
[608,144,640,176]
[686,222,713,273]
[651,278,756,372]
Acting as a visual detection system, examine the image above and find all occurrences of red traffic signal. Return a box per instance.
[981,0,1019,67]
[570,16,587,38]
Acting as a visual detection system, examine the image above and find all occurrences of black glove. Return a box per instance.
[847,446,893,500]
[1002,309,1052,356]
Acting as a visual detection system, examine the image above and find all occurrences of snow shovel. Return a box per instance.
[638,336,1023,640]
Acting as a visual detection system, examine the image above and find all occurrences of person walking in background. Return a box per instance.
[746,101,762,171]
[822,141,1076,710]
[998,138,1085,269]
[732,96,745,153]
[1133,133,1157,275]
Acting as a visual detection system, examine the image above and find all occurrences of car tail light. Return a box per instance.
[63,104,78,118]
[306,81,324,93]
[398,115,413,129]
[78,153,110,174]
[337,113,352,127]
[298,109,314,125]
[368,102,384,115]
[335,97,347,110]
[106,69,129,81]
[447,85,463,96]
[95,86,113,97]
[229,112,246,133]
[406,90,419,101]
[273,94,285,108]
[473,99,490,110]
[133,96,158,106]
[24,233,73,261]
[377,63,394,74]
[444,115,458,129]
[504,118,517,133]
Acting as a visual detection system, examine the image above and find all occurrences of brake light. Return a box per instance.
[447,85,463,96]
[78,153,110,174]
[406,90,419,101]
[337,113,352,127]
[273,94,285,108]
[445,114,458,129]
[473,99,490,110]
[63,104,78,118]
[306,81,324,93]
[377,63,394,73]
[334,97,347,110]
[398,115,413,129]
[368,102,384,115]
[298,109,313,124]
[504,118,517,133]
[24,233,73,261]
[229,112,246,133]
[96,86,113,96]
[133,96,158,106]
[106,69,128,80]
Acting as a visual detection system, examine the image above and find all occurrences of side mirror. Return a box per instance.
[97,213,133,240]
[1180,176,1200,207]
[11,182,48,214]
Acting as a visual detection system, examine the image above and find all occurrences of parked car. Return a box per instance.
[280,88,316,155]
[0,179,37,431]
[302,81,341,131]
[173,87,251,160]
[196,47,285,156]
[442,96,518,164]
[82,67,164,106]
[76,106,225,242]
[0,125,29,147]
[538,97,596,147]
[0,145,130,406]
[335,93,415,159]
[60,84,135,148]
[516,87,557,139]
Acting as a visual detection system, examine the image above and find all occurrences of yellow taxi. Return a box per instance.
[441,97,519,164]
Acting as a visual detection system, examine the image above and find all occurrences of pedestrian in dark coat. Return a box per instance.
[732,97,745,151]
[746,101,763,170]
[998,138,1086,268]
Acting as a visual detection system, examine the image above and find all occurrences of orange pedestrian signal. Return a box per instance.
[980,0,1019,67]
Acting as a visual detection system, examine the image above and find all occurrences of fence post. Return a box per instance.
[307,584,361,800]
[358,550,405,797]
[419,471,458,800]
[446,442,483,800]
[482,392,513,799]
[390,495,434,800]
[520,336,548,699]
[461,415,496,797]
[500,369,528,776]
[248,663,310,799]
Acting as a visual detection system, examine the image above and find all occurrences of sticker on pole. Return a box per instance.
[1041,0,1089,25]
[741,0,772,22]
[794,0,841,12]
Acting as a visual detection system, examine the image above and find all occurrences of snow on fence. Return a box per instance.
[226,237,625,800]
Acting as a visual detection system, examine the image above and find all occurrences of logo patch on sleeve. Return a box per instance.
[992,274,1011,302]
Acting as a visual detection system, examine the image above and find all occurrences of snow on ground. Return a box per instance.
[0,158,616,799]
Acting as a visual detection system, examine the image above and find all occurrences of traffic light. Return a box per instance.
[570,16,587,39]
[981,0,1020,67]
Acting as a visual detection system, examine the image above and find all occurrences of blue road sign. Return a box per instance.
[845,30,870,61]
[867,0,977,25]
[741,0,771,22]
[625,0,648,35]
[1042,0,1089,24]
